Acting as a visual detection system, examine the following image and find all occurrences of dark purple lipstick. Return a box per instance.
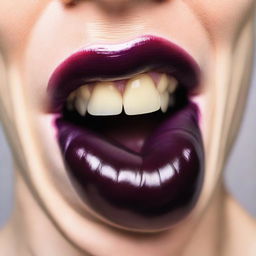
[48,35,204,231]
[48,36,200,112]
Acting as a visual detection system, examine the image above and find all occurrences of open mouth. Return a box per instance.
[47,35,204,231]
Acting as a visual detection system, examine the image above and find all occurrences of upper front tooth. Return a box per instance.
[87,82,122,116]
[168,77,178,93]
[123,74,160,115]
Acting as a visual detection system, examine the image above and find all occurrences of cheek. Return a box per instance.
[0,53,8,118]
[0,1,51,124]
[0,1,50,58]
[184,0,255,44]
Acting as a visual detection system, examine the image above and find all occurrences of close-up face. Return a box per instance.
[0,0,255,255]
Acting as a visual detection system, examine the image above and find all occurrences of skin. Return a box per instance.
[0,0,256,255]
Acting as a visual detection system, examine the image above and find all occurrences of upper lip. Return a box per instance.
[47,35,200,113]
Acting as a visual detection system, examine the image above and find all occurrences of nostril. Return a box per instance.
[60,0,78,6]
[60,0,131,11]
[60,0,165,11]
[94,0,134,12]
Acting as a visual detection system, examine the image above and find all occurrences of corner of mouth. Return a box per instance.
[47,35,204,232]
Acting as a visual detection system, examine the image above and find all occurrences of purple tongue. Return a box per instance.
[142,103,202,169]
[56,103,204,230]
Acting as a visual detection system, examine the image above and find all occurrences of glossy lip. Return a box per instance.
[47,35,200,112]
[47,35,204,231]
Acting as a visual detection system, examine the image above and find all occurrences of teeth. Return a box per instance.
[160,91,169,113]
[158,75,177,113]
[157,74,178,95]
[87,82,122,116]
[157,74,169,93]
[168,77,178,93]
[79,85,91,99]
[74,86,90,116]
[75,97,87,116]
[123,74,161,115]
[67,91,76,111]
[68,73,178,116]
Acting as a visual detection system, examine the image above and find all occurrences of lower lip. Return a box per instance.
[55,103,204,231]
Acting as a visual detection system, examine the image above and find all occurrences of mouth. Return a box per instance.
[47,35,204,231]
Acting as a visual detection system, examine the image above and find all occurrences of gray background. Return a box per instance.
[0,56,256,228]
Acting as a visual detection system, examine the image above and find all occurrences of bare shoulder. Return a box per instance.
[223,194,256,256]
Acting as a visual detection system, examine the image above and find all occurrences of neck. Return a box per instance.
[0,172,255,256]
[0,171,83,256]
